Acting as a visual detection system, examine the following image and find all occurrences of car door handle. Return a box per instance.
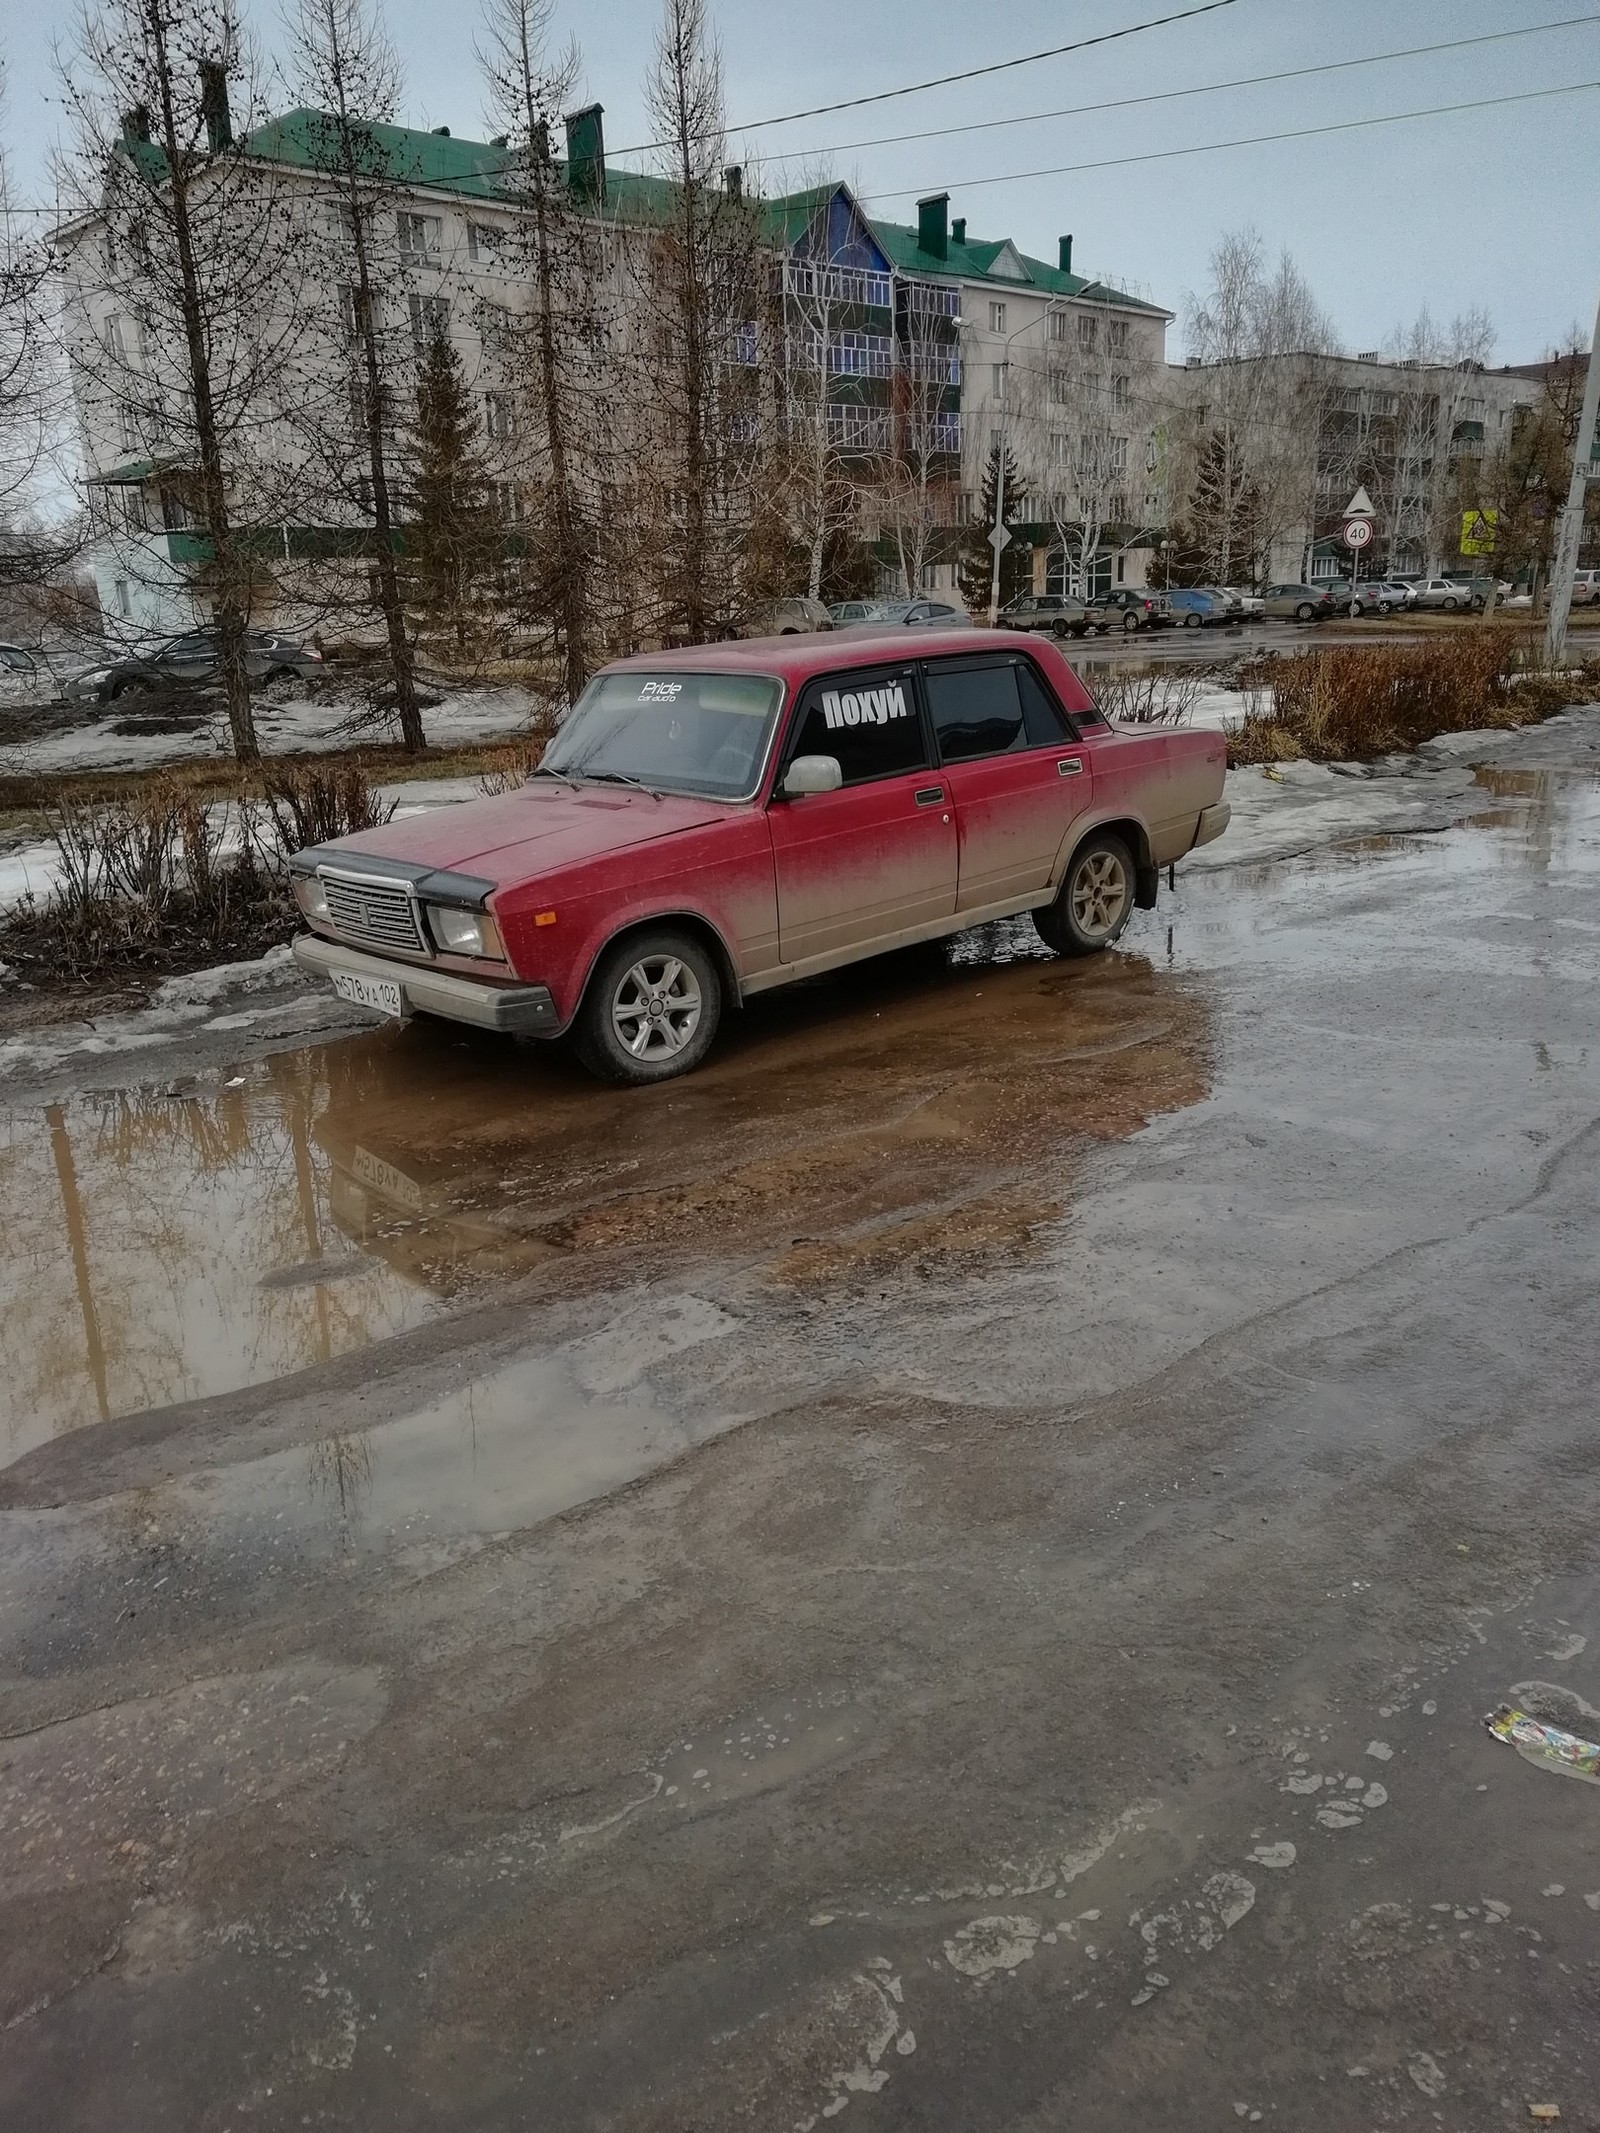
[914,786,945,806]
[1057,757,1083,776]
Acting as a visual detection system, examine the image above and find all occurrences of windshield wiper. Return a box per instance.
[531,763,579,788]
[576,769,664,802]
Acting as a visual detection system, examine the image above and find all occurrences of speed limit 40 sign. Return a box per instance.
[1343,516,1373,549]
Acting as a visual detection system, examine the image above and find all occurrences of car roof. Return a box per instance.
[602,626,1057,685]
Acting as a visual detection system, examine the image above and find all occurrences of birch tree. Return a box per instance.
[478,0,611,696]
[56,0,305,759]
[284,0,425,748]
[0,58,64,594]
[875,275,958,597]
[776,252,859,603]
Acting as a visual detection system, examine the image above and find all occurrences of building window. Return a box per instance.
[989,300,1006,333]
[408,293,450,351]
[1050,430,1069,464]
[397,212,442,265]
[1077,313,1099,352]
[1110,436,1129,475]
[467,221,504,264]
[484,391,517,440]
[113,578,133,619]
[114,403,139,452]
[1048,310,1070,344]
[991,363,1006,401]
[338,283,377,338]
[1107,319,1129,355]
[491,479,524,522]
[1111,373,1129,413]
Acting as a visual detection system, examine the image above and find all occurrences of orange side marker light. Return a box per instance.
[534,910,558,927]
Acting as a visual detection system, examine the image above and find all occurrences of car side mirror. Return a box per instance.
[781,754,843,798]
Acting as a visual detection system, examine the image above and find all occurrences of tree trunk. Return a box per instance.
[352,234,423,752]
[530,154,589,702]
[150,16,257,761]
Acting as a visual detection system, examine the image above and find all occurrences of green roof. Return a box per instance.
[873,215,1165,314]
[237,109,681,224]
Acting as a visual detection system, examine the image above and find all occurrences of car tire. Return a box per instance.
[571,927,723,1086]
[1122,612,1139,632]
[1182,611,1201,628]
[1051,620,1071,639]
[1295,603,1314,622]
[1442,596,1459,611]
[1034,832,1136,958]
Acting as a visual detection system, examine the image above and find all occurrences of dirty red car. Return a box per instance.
[289,630,1230,1083]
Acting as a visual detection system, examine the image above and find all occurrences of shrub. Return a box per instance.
[477,732,547,795]
[260,762,396,860]
[1229,628,1540,765]
[1089,668,1203,726]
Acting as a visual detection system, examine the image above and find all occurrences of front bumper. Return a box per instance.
[1193,801,1232,849]
[293,933,561,1035]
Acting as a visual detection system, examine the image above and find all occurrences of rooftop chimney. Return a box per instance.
[724,163,742,203]
[564,103,606,208]
[431,124,450,137]
[121,105,152,145]
[199,61,232,152]
[950,216,966,245]
[917,192,949,261]
[1059,234,1073,275]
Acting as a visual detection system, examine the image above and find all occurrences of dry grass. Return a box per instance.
[0,760,398,990]
[1088,668,1206,726]
[1228,629,1598,765]
[476,732,548,794]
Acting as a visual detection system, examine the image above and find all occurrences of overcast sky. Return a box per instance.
[6,0,1598,360]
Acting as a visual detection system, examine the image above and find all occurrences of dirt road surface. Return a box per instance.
[2,720,1599,2130]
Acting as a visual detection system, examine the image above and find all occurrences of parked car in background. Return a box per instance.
[1323,578,1414,617]
[827,599,885,624]
[742,596,833,636]
[288,628,1230,1083]
[1570,569,1600,607]
[997,593,1093,639]
[1218,587,1263,618]
[1442,573,1512,611]
[64,628,323,701]
[1088,587,1170,632]
[1260,583,1336,622]
[1406,577,1475,612]
[0,642,37,679]
[1164,588,1227,629]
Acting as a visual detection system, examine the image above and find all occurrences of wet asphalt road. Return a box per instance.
[2,723,1600,2130]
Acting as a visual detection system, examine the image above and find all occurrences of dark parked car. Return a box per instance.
[997,593,1093,640]
[65,628,323,701]
[1087,587,1170,632]
[0,642,36,679]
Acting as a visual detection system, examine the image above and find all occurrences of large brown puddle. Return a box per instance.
[0,938,1214,1463]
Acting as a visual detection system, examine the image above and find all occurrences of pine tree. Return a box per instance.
[404,329,499,657]
[957,442,1027,614]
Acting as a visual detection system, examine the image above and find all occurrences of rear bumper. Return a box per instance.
[293,933,561,1035]
[1193,802,1232,849]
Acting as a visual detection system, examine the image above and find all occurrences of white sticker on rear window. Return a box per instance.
[821,681,910,730]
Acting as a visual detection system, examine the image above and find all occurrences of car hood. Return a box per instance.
[311,781,741,887]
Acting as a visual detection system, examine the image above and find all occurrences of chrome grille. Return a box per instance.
[320,871,427,955]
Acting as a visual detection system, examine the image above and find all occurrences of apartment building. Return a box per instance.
[57,89,1173,635]
[1167,348,1543,583]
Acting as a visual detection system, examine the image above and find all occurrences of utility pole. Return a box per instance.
[1544,278,1600,666]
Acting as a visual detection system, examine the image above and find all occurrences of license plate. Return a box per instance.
[331,970,406,1018]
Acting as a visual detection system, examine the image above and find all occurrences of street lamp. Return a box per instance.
[987,298,1068,626]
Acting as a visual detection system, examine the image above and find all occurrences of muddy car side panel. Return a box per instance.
[766,768,959,963]
[492,811,780,1022]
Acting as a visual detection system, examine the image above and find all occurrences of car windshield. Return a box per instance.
[541,670,784,800]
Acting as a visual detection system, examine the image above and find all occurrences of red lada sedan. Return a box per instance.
[290,630,1230,1083]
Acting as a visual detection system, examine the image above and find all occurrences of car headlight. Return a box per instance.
[293,875,330,921]
[427,905,504,959]
[78,669,110,688]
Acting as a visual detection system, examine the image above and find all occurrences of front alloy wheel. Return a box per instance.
[1033,831,1135,957]
[572,928,722,1084]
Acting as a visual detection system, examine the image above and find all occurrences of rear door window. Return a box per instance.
[785,666,929,785]
[924,659,1025,762]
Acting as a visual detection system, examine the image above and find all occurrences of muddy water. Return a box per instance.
[0,942,1213,1462]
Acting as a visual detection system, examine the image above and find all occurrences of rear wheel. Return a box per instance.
[571,928,722,1085]
[1033,831,1135,958]
[1183,611,1201,629]
[1295,602,1314,622]
[1442,595,1459,611]
[1122,611,1139,632]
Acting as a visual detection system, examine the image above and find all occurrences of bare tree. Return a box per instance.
[1384,306,1496,572]
[775,240,861,602]
[478,0,603,697]
[0,56,69,598]
[284,0,425,747]
[56,0,306,759]
[634,0,772,640]
[1175,229,1341,583]
[874,273,959,597]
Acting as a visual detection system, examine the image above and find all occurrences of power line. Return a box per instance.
[605,0,1243,157]
[857,78,1600,203]
[729,14,1600,171]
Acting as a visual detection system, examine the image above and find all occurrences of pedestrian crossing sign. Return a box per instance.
[1460,508,1498,556]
